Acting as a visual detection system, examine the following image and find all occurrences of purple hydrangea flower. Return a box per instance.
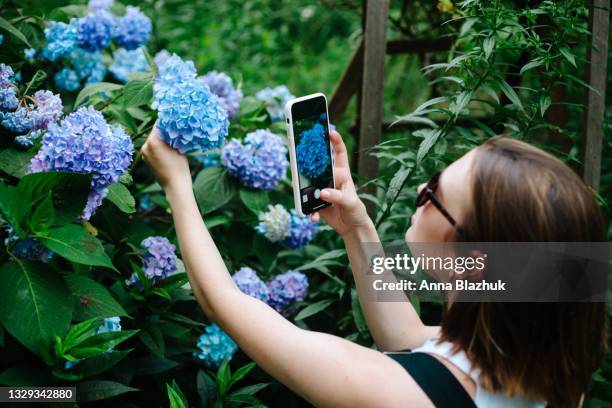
[0,90,63,135]
[0,64,19,111]
[54,68,81,92]
[194,324,237,368]
[153,54,229,154]
[109,47,148,83]
[255,204,291,242]
[88,0,114,10]
[232,266,270,303]
[41,20,79,61]
[153,49,171,67]
[77,10,115,52]
[255,85,294,122]
[266,270,309,315]
[126,236,177,288]
[283,209,318,249]
[28,106,133,220]
[297,123,329,179]
[199,71,242,118]
[69,49,106,85]
[221,129,288,190]
[114,6,151,50]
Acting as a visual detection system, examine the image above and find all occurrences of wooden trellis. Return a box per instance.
[330,0,610,204]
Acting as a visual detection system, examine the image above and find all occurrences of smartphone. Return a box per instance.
[285,93,335,216]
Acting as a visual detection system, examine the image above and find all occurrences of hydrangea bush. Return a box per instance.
[0,2,349,406]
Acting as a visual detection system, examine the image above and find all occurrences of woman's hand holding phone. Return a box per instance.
[311,130,374,238]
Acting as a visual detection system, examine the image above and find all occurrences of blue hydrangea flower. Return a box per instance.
[153,54,228,154]
[41,20,78,61]
[109,47,148,83]
[28,106,133,220]
[283,209,318,249]
[194,324,237,368]
[0,64,19,111]
[138,194,154,211]
[54,68,81,92]
[0,34,3,45]
[10,238,53,262]
[199,71,242,118]
[97,316,122,334]
[221,129,288,190]
[255,204,291,242]
[88,0,114,10]
[126,236,177,287]
[266,270,309,316]
[297,123,329,179]
[14,135,35,149]
[24,48,36,60]
[232,266,270,303]
[113,6,151,50]
[153,49,171,67]
[0,90,63,135]
[197,151,220,168]
[77,10,115,52]
[255,85,294,122]
[69,49,106,85]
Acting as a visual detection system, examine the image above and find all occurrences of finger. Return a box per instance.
[329,131,350,168]
[310,212,320,223]
[320,188,344,204]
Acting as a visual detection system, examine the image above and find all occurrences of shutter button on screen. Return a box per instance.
[314,189,321,199]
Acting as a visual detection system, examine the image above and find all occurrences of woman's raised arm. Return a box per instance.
[140,129,430,408]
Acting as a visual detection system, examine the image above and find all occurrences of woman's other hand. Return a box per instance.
[311,131,373,238]
[140,125,192,192]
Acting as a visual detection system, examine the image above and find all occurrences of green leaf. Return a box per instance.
[193,167,236,214]
[227,362,256,391]
[0,262,72,356]
[138,324,165,357]
[0,16,31,47]
[228,383,268,397]
[61,318,103,351]
[28,192,55,234]
[217,358,232,396]
[483,36,495,59]
[197,369,218,407]
[65,274,127,321]
[77,380,137,402]
[67,330,138,359]
[539,95,552,118]
[0,183,27,235]
[559,47,576,68]
[131,356,179,375]
[0,366,51,386]
[0,325,4,347]
[123,75,154,107]
[520,59,543,74]
[39,225,115,270]
[69,349,132,378]
[106,182,136,213]
[416,129,442,164]
[74,82,123,108]
[239,189,270,214]
[167,382,188,408]
[499,80,524,112]
[295,299,334,320]
[351,289,369,338]
[0,147,35,177]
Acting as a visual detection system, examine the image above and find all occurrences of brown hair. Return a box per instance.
[439,136,608,407]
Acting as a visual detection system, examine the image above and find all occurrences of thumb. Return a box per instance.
[320,188,344,204]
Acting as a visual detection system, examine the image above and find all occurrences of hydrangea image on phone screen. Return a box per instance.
[291,105,333,214]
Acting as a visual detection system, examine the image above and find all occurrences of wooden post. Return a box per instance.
[358,0,389,213]
[581,0,609,189]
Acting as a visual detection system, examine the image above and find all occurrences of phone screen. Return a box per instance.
[290,95,334,214]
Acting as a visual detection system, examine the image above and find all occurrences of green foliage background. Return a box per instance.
[0,0,610,406]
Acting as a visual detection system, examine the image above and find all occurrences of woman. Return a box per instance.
[141,128,607,407]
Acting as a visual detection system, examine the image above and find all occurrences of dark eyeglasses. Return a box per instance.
[415,171,462,234]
